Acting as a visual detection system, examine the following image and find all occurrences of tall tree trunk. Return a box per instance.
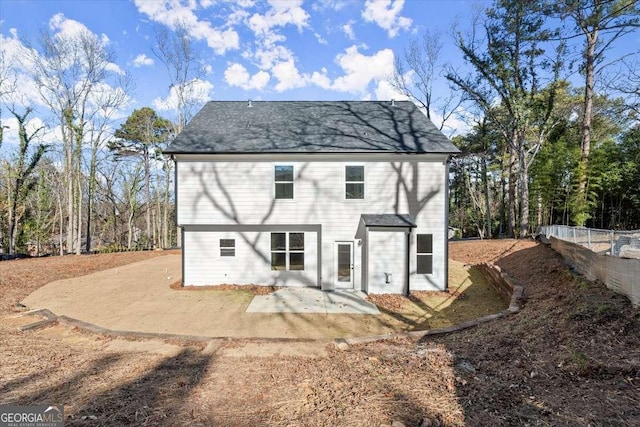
[127,213,134,250]
[8,193,16,255]
[66,148,74,254]
[537,193,543,228]
[85,145,98,252]
[576,30,597,226]
[144,149,151,249]
[58,194,64,256]
[483,155,491,238]
[75,149,82,255]
[519,142,530,238]
[508,146,517,238]
[499,152,507,236]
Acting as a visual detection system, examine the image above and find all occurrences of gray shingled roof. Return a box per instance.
[355,214,416,239]
[165,101,459,154]
[360,214,417,228]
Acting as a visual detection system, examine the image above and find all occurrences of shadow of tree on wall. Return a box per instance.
[183,101,444,290]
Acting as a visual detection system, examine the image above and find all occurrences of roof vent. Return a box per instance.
[248,99,252,107]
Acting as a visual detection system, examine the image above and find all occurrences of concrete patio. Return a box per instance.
[246,288,380,314]
[20,255,391,339]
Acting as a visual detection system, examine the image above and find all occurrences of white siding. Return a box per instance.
[184,229,318,287]
[367,230,407,294]
[176,155,448,291]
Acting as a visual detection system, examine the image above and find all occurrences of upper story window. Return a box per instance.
[274,165,294,199]
[416,234,433,274]
[345,165,364,199]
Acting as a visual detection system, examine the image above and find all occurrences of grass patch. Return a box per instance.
[368,260,508,331]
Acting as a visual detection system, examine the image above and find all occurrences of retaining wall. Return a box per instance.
[476,263,513,305]
[550,237,640,307]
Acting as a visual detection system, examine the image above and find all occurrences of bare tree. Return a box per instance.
[152,22,207,133]
[23,25,130,254]
[83,80,132,252]
[607,57,640,116]
[152,22,207,247]
[390,29,465,132]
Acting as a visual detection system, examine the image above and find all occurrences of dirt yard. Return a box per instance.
[1,240,638,426]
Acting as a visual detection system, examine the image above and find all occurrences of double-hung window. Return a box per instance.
[274,165,294,199]
[271,232,304,271]
[416,234,433,274]
[345,165,364,199]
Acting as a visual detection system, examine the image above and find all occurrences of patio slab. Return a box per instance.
[246,288,380,314]
[20,255,391,339]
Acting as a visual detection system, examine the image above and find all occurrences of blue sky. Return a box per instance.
[0,0,638,145]
[0,0,489,139]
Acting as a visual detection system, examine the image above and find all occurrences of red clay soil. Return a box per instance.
[1,240,638,426]
[440,239,640,426]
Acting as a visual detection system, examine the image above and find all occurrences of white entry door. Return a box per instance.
[334,242,353,288]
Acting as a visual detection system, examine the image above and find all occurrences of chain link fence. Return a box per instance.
[537,225,640,307]
[538,225,640,259]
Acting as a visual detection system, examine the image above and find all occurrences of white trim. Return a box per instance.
[273,163,295,201]
[173,153,452,162]
[343,163,366,201]
[334,241,354,288]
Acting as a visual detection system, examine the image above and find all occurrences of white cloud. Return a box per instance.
[272,59,307,92]
[310,68,332,89]
[0,115,61,147]
[243,0,310,73]
[133,0,240,55]
[49,13,92,40]
[224,63,270,90]
[374,80,410,101]
[311,0,348,12]
[152,78,213,111]
[133,54,154,68]
[332,45,395,94]
[362,0,412,38]
[247,0,310,36]
[105,62,125,75]
[431,108,474,138]
[252,44,293,70]
[342,21,356,40]
[314,32,328,45]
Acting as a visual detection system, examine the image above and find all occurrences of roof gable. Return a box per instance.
[165,100,459,154]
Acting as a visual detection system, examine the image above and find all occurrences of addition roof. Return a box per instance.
[164,100,459,155]
[360,214,417,228]
[355,214,417,239]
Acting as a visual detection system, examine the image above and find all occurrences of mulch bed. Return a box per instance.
[169,282,280,295]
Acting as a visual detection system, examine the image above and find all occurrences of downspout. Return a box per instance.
[405,229,411,296]
[173,155,181,249]
[444,158,450,291]
[181,226,185,287]
[173,155,185,287]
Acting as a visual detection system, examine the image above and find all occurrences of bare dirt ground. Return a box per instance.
[1,240,638,426]
[13,253,505,339]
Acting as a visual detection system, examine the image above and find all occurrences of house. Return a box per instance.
[164,100,459,294]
